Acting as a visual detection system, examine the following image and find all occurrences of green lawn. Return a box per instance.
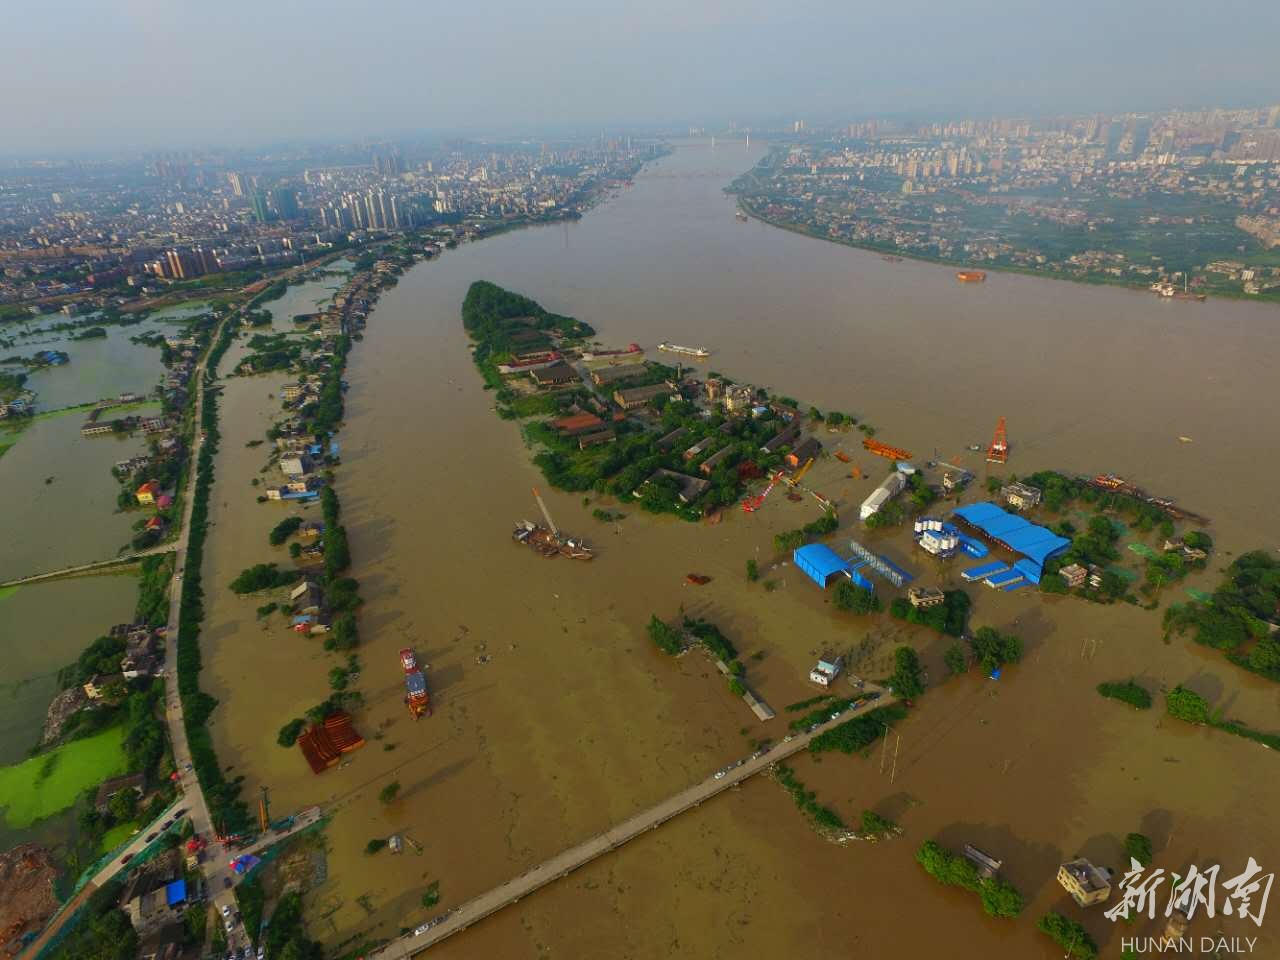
[98,821,138,854]
[0,725,128,828]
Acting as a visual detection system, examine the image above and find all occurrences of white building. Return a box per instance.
[809,656,844,686]
[860,472,907,521]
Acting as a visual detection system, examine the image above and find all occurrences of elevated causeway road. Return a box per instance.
[0,544,176,589]
[371,687,894,959]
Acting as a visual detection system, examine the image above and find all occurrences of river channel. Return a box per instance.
[196,139,1278,958]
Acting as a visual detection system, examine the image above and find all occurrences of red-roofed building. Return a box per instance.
[136,480,162,505]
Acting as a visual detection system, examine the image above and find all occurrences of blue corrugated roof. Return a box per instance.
[165,879,187,906]
[953,503,1069,573]
[793,544,852,588]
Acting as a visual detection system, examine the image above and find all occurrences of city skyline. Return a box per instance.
[4,0,1279,153]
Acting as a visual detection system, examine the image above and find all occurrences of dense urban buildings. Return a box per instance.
[0,138,662,311]
[730,106,1280,298]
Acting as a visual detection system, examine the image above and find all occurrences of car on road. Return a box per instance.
[830,710,842,720]
[257,947,265,960]
[145,832,158,842]
[175,573,183,580]
[173,807,187,816]
[223,877,232,889]
[713,770,726,780]
[119,853,134,865]
[783,734,794,742]
[807,723,819,733]
[867,692,881,701]
[221,905,231,917]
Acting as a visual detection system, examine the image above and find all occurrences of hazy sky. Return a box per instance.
[5,0,1278,152]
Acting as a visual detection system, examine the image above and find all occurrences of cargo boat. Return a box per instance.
[955,270,987,282]
[513,487,594,560]
[658,342,711,359]
[400,647,431,719]
[512,521,594,559]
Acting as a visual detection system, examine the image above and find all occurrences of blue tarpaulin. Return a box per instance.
[165,879,187,906]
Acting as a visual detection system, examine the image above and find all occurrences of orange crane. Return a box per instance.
[986,417,1009,464]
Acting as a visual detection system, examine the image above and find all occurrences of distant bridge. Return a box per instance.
[370,689,894,958]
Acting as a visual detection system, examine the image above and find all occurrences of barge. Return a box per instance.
[658,342,711,359]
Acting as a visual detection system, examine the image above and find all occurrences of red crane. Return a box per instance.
[742,471,785,513]
[986,417,1009,464]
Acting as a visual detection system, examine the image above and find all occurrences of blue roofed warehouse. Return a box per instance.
[794,544,864,590]
[951,502,1069,584]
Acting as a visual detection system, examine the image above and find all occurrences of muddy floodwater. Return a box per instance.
[201,141,1279,958]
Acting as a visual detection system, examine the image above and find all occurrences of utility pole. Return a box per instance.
[889,731,901,783]
[879,724,890,774]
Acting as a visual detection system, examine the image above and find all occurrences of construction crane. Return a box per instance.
[742,471,785,513]
[789,457,815,485]
[531,487,559,537]
[986,417,1009,464]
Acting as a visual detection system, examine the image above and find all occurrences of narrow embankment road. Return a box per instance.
[371,688,895,959]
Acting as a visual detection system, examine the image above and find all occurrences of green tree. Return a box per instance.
[745,558,759,582]
[969,626,1023,675]
[1124,832,1153,867]
[108,788,138,824]
[943,643,968,676]
[379,781,401,805]
[979,878,1025,919]
[833,580,880,614]
[1096,679,1152,710]
[1165,685,1210,724]
[1036,912,1098,960]
[647,615,683,655]
[888,646,924,699]
[859,810,897,835]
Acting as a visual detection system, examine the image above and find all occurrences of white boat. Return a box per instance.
[658,342,711,359]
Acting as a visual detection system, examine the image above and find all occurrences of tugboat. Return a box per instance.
[400,648,431,719]
[513,488,594,560]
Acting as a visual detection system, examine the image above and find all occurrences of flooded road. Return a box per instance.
[201,141,1279,958]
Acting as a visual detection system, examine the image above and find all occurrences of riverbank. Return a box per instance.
[733,194,1280,305]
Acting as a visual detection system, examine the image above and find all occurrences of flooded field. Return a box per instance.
[0,405,159,582]
[9,301,205,411]
[198,142,1279,958]
[0,576,138,769]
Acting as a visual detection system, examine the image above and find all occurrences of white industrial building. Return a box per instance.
[860,472,907,521]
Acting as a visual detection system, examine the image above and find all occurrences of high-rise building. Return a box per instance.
[1269,105,1280,128]
[271,187,300,220]
[251,191,273,223]
[165,248,202,280]
[226,172,245,197]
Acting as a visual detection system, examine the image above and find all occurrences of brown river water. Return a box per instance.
[144,140,1280,957]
